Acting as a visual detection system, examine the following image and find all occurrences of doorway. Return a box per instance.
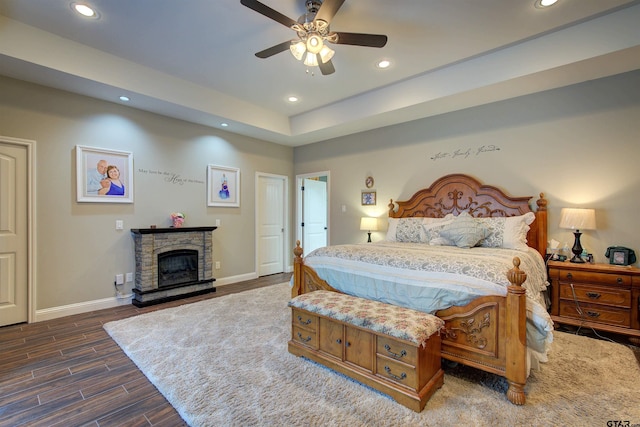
[0,136,34,326]
[296,171,329,256]
[256,172,288,277]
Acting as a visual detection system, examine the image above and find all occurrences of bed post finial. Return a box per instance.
[292,240,304,298]
[536,193,547,211]
[506,257,526,288]
[388,199,395,217]
[294,240,303,260]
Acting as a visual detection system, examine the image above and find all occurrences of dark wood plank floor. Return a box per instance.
[0,273,291,427]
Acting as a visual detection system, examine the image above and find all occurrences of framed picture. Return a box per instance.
[207,164,240,207]
[611,250,628,265]
[76,145,133,203]
[361,191,376,206]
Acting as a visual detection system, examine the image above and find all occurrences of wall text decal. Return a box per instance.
[137,168,205,186]
[430,144,501,161]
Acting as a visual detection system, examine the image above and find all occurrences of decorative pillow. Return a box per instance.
[395,218,427,243]
[438,212,490,248]
[422,215,455,246]
[477,212,535,251]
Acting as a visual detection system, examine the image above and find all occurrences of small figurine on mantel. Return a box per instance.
[170,212,185,228]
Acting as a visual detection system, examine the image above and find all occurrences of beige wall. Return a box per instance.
[294,70,640,265]
[0,76,293,312]
[2,70,638,318]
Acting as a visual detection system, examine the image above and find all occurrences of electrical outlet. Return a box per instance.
[115,274,124,285]
[125,272,133,282]
[215,219,220,227]
[215,261,221,269]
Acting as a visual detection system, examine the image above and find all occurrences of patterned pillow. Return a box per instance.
[395,218,426,243]
[477,212,535,251]
[438,213,490,248]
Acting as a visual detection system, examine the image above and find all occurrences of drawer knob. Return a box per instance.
[586,292,601,300]
[345,341,351,347]
[336,338,342,344]
[297,332,312,342]
[566,273,573,279]
[586,311,600,318]
[384,344,407,359]
[297,315,312,326]
[384,366,407,381]
[617,277,623,284]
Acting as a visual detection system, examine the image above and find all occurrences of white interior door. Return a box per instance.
[0,139,29,326]
[302,178,327,254]
[257,173,286,276]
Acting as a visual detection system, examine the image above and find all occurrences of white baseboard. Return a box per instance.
[33,273,264,322]
[213,272,258,286]
[35,294,134,322]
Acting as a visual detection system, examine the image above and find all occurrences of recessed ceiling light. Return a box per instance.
[287,96,299,103]
[119,95,130,102]
[72,3,98,18]
[534,0,558,8]
[376,59,391,69]
[221,123,229,127]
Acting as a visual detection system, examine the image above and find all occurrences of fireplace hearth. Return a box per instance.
[131,226,217,307]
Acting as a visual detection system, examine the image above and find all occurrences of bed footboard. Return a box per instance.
[292,241,528,405]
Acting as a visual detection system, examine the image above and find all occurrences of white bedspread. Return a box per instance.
[303,242,553,363]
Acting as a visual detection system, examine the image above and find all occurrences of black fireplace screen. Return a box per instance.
[158,249,199,287]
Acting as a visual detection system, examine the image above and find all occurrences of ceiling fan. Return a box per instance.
[240,0,388,75]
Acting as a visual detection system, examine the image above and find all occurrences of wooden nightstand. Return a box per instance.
[548,261,640,344]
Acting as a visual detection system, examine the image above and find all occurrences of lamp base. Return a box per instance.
[367,232,372,243]
[569,230,585,263]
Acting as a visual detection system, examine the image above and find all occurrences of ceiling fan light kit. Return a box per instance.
[240,0,388,75]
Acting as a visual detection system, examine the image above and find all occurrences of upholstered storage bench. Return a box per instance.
[288,290,445,412]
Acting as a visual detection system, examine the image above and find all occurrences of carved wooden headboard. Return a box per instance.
[388,174,548,256]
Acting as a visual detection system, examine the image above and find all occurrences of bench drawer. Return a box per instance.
[376,355,417,389]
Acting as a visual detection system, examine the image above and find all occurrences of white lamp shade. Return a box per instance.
[303,52,318,67]
[360,217,378,231]
[559,208,596,231]
[290,40,306,61]
[319,45,334,63]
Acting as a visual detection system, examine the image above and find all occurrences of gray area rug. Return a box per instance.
[104,283,640,426]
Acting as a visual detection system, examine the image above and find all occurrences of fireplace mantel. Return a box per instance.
[131,226,217,235]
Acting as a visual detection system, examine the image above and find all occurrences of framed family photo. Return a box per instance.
[207,164,240,207]
[76,145,134,203]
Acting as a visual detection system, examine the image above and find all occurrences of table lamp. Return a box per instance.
[360,217,378,243]
[559,208,596,263]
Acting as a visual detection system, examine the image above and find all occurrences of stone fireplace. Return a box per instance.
[131,226,217,307]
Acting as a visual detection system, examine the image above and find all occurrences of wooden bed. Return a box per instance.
[292,174,548,405]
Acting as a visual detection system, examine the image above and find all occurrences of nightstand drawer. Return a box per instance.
[556,270,630,286]
[558,283,631,308]
[558,301,630,327]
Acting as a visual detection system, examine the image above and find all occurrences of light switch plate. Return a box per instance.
[115,220,124,230]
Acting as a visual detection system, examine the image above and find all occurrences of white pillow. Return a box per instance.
[438,212,490,248]
[386,218,399,241]
[477,212,535,251]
